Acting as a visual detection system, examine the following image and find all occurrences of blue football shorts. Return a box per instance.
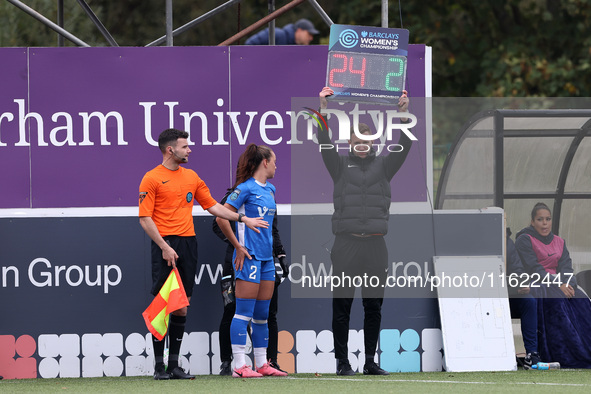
[234,257,275,283]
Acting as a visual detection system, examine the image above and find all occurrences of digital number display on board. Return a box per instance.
[326,25,409,105]
[327,52,406,92]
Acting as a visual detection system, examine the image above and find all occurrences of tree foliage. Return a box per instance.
[400,0,591,97]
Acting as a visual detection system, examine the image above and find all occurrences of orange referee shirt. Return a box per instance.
[139,165,217,237]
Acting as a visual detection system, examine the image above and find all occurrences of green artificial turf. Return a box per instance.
[2,370,591,393]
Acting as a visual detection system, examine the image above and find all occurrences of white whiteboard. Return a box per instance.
[433,255,517,372]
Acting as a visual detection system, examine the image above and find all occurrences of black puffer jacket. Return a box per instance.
[318,123,412,235]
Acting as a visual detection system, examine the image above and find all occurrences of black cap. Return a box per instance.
[295,18,319,35]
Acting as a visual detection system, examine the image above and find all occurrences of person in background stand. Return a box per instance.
[245,18,319,45]
[214,190,289,376]
[139,129,267,380]
[318,87,412,376]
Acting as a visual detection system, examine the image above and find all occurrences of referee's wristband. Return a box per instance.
[237,213,245,222]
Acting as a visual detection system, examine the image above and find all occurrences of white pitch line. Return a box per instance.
[285,377,591,387]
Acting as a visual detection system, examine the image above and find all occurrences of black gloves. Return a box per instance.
[278,255,289,279]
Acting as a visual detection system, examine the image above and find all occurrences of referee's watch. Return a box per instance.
[238,213,245,222]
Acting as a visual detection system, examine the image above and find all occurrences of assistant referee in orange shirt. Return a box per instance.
[139,128,267,380]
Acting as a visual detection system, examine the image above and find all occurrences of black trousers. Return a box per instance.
[331,234,387,361]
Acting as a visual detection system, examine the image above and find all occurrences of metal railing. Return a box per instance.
[5,0,393,47]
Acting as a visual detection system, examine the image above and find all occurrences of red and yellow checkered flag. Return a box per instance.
[142,268,189,340]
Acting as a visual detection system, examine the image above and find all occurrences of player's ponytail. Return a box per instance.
[231,144,273,190]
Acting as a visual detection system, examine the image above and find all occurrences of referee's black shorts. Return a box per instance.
[151,235,198,297]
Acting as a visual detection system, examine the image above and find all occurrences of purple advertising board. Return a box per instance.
[27,47,231,208]
[0,45,428,209]
[0,48,29,208]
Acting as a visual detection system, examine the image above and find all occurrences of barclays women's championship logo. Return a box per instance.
[338,29,359,48]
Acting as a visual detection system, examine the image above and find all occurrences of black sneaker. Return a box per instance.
[168,366,195,380]
[523,352,541,370]
[363,361,389,375]
[268,360,288,375]
[220,360,232,376]
[336,359,355,376]
[154,364,171,380]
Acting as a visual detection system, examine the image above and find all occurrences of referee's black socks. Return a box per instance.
[167,314,186,370]
[152,334,166,368]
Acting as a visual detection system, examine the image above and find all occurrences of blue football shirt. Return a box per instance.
[227,177,276,261]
